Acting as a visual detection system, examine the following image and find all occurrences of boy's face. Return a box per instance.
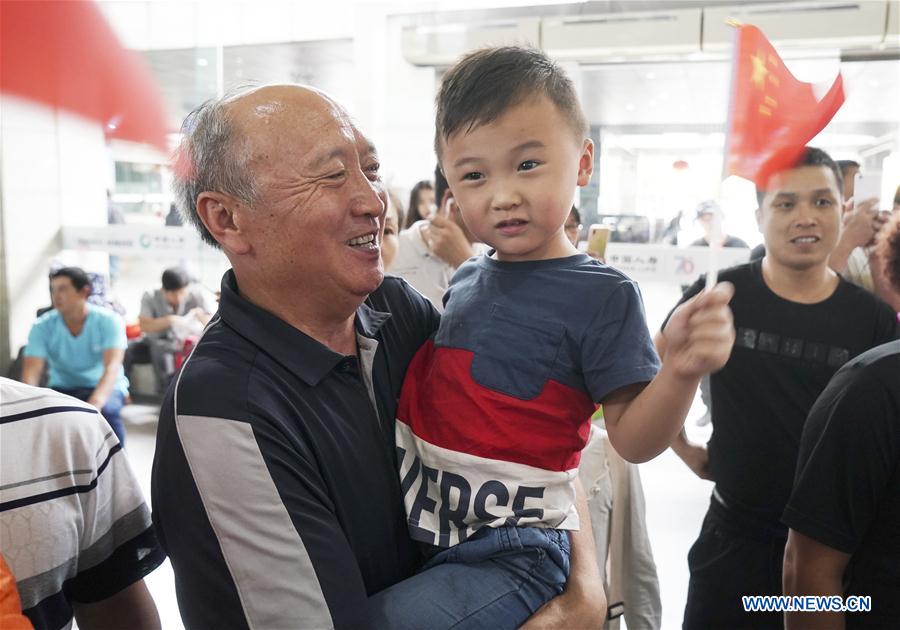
[756,165,842,272]
[440,95,593,262]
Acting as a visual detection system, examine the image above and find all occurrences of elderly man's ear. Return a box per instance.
[196,193,252,255]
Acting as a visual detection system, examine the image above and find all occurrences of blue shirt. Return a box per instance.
[25,304,128,395]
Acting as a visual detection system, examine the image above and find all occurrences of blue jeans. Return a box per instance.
[54,387,126,446]
[369,526,570,630]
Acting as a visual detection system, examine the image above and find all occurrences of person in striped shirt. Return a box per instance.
[0,378,164,630]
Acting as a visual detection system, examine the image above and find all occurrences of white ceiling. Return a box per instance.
[579,57,900,129]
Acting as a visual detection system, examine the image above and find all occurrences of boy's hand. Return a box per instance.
[662,282,735,380]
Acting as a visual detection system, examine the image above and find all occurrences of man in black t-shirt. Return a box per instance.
[657,147,899,629]
[783,213,900,629]
[782,340,900,629]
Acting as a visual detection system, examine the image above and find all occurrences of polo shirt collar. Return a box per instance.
[216,270,391,386]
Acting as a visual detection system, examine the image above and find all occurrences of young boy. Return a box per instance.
[387,46,734,629]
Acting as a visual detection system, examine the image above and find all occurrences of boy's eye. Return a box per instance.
[518,160,540,171]
[815,198,833,207]
[462,172,483,181]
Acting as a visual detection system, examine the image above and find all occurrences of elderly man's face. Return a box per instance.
[232,87,386,299]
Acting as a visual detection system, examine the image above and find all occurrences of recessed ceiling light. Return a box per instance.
[197,58,209,67]
[625,103,636,111]
[645,71,656,80]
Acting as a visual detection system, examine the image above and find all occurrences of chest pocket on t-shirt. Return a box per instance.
[470,303,565,400]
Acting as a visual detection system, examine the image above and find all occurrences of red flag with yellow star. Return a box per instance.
[725,24,844,187]
[0,0,168,151]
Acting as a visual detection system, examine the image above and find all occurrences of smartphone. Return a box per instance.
[587,224,611,260]
[853,171,881,210]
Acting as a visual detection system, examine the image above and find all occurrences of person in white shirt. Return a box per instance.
[390,166,485,310]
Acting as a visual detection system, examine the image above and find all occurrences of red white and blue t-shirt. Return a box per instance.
[396,253,660,547]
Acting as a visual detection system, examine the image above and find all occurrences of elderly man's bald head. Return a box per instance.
[173,84,356,248]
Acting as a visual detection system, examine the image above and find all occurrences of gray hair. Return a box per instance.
[173,86,259,249]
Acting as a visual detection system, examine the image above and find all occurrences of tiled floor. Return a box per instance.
[121,280,714,629]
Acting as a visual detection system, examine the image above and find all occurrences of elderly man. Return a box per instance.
[151,85,604,629]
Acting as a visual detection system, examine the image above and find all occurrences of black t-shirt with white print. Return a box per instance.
[664,260,898,527]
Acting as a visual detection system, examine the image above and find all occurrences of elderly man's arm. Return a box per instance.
[74,580,160,630]
[87,348,125,409]
[21,356,45,386]
[520,479,606,628]
[783,530,850,630]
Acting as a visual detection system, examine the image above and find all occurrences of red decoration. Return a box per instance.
[725,24,845,187]
[1,0,169,150]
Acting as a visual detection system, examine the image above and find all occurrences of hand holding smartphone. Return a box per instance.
[853,171,881,211]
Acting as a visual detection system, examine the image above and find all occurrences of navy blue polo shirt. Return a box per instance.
[151,270,439,630]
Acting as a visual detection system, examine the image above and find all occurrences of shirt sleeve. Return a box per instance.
[153,404,374,630]
[581,281,660,403]
[100,312,127,351]
[782,368,900,553]
[138,292,156,318]
[24,320,48,358]
[65,410,164,602]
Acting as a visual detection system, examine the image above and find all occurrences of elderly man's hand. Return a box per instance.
[519,578,606,629]
[661,282,735,381]
[424,214,475,268]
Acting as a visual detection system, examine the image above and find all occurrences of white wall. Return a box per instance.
[1,96,109,364]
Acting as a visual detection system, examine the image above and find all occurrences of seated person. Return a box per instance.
[22,267,129,445]
[138,267,213,392]
[0,378,165,630]
[690,200,749,248]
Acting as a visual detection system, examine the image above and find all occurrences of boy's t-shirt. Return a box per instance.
[396,253,660,547]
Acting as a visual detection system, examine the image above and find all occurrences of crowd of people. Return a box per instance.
[2,45,899,630]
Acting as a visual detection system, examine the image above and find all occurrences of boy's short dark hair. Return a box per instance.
[434,164,450,208]
[162,267,191,291]
[435,46,588,160]
[756,146,843,208]
[49,267,91,294]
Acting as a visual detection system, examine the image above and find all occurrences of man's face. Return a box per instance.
[757,165,842,272]
[440,95,592,262]
[50,277,87,314]
[231,87,386,299]
[163,287,188,308]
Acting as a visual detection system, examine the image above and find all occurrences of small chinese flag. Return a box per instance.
[725,24,845,187]
[0,0,169,151]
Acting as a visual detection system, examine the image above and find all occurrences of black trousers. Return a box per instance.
[683,494,787,630]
